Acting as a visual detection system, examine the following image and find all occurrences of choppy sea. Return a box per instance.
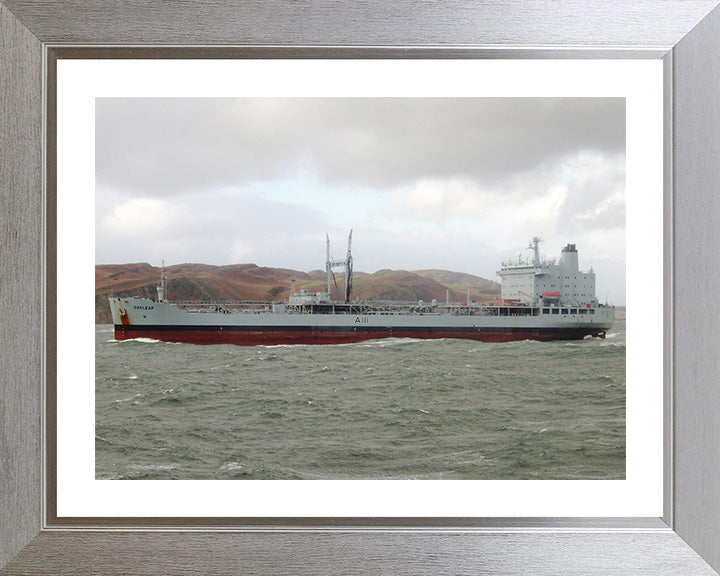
[96,320,625,480]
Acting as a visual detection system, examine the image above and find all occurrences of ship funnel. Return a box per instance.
[559,243,579,272]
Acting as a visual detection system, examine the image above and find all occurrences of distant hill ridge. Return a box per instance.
[95,262,500,324]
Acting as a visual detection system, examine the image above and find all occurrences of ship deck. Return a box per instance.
[173,300,611,319]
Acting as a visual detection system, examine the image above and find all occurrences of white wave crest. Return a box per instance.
[127,464,177,472]
[359,338,424,348]
[114,337,161,344]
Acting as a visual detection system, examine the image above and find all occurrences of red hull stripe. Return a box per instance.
[113,324,604,345]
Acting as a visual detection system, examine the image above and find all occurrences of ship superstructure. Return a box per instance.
[108,233,614,345]
[497,237,597,307]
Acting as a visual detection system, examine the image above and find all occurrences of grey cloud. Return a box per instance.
[556,154,626,233]
[96,97,626,303]
[96,97,625,196]
[96,193,327,267]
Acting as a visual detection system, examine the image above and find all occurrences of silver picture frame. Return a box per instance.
[2,1,720,574]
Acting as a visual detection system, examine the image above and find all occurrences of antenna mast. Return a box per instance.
[345,230,353,303]
[326,230,354,303]
[326,234,331,296]
[157,260,167,301]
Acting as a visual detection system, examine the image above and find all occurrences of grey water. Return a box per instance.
[95,320,625,480]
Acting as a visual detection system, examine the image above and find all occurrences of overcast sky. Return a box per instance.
[96,97,626,304]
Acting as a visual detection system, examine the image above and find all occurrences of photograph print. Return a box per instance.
[95,97,626,481]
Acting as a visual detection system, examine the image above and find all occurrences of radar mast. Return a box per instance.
[528,236,543,267]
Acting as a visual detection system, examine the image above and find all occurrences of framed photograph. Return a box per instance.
[2,2,720,575]
[58,60,655,520]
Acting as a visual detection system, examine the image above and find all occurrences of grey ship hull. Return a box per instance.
[109,297,614,346]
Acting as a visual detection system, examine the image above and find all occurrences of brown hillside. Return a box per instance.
[412,269,501,301]
[95,262,159,293]
[95,263,500,323]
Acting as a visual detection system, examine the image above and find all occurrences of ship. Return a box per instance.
[108,233,614,345]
